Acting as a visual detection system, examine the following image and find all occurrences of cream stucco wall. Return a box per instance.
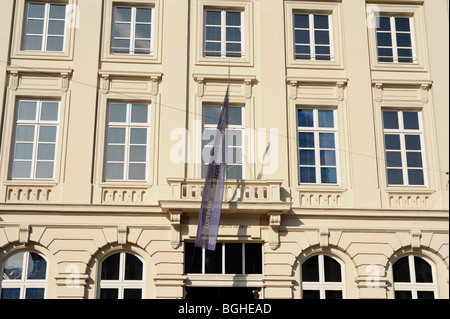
[0,0,448,299]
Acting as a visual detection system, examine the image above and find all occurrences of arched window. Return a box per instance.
[301,254,345,299]
[1,251,48,299]
[99,252,145,299]
[393,255,437,299]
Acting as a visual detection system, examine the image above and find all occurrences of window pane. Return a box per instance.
[107,145,125,162]
[206,26,221,41]
[386,152,402,168]
[383,111,399,129]
[405,135,421,150]
[414,257,433,283]
[13,161,32,179]
[245,244,262,275]
[387,169,404,185]
[324,256,342,282]
[129,146,146,162]
[28,3,45,18]
[129,164,146,180]
[41,102,59,121]
[109,104,127,123]
[46,36,64,51]
[320,150,336,166]
[321,168,337,184]
[300,167,316,183]
[315,46,331,60]
[115,7,131,22]
[3,252,24,280]
[184,243,202,274]
[113,39,131,52]
[136,8,152,23]
[417,291,434,299]
[15,144,33,160]
[205,243,222,274]
[318,110,334,128]
[39,126,57,143]
[314,15,329,29]
[294,14,309,28]
[27,253,47,280]
[19,101,37,121]
[298,132,315,148]
[100,288,119,299]
[25,35,43,50]
[226,27,241,42]
[377,32,392,47]
[303,290,320,299]
[298,110,313,127]
[226,147,242,165]
[205,42,221,56]
[37,144,55,161]
[49,4,66,19]
[124,289,142,299]
[130,105,148,123]
[114,23,131,37]
[295,45,311,60]
[206,11,221,25]
[385,135,401,150]
[395,18,411,32]
[227,130,242,147]
[226,12,241,26]
[17,126,35,142]
[101,254,120,280]
[135,24,151,38]
[319,133,335,149]
[393,257,411,282]
[228,108,242,126]
[403,112,419,130]
[225,243,243,274]
[36,162,54,179]
[25,288,45,299]
[105,163,124,180]
[315,31,330,45]
[226,165,242,179]
[395,291,412,299]
[108,128,126,144]
[299,150,315,165]
[406,152,422,168]
[302,256,319,282]
[48,20,65,36]
[130,128,147,145]
[226,43,241,57]
[295,30,310,44]
[124,254,143,281]
[377,17,391,31]
[396,33,412,47]
[135,40,151,53]
[325,290,343,299]
[1,288,21,299]
[203,106,221,125]
[408,170,424,185]
[27,19,44,35]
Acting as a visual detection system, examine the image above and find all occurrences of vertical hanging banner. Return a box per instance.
[195,88,229,251]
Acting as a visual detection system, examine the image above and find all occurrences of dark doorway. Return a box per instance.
[185,287,260,300]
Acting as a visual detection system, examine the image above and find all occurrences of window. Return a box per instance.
[293,13,334,61]
[99,252,144,299]
[297,108,339,184]
[202,105,244,179]
[376,16,416,63]
[104,102,150,181]
[393,256,437,299]
[1,251,47,299]
[10,99,60,180]
[112,6,154,55]
[382,110,426,186]
[301,255,345,299]
[184,242,262,275]
[204,9,244,58]
[23,2,66,52]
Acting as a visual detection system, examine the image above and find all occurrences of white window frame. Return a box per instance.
[10,99,60,180]
[301,254,346,299]
[22,2,67,52]
[98,252,146,299]
[103,102,151,182]
[293,12,335,62]
[111,5,155,55]
[382,110,427,187]
[376,15,417,64]
[202,105,245,180]
[393,255,438,299]
[297,108,340,185]
[0,251,48,299]
[203,9,245,58]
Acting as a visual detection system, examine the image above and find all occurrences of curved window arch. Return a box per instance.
[393,255,437,299]
[301,254,345,299]
[98,252,145,299]
[0,251,48,299]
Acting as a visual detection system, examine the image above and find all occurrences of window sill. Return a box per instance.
[11,50,72,61]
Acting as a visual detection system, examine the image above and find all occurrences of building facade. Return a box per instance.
[0,0,448,299]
